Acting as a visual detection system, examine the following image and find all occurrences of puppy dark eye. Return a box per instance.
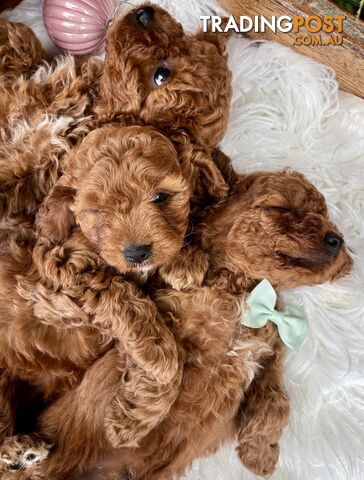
[153,192,169,204]
[25,453,36,461]
[154,66,171,86]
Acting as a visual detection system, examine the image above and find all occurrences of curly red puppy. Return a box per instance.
[39,169,351,480]
[0,125,192,478]
[96,3,231,147]
[137,170,351,480]
[1,4,231,146]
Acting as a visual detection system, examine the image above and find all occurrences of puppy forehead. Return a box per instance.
[103,158,183,192]
[95,126,179,166]
[250,174,326,211]
[85,153,185,204]
[278,179,326,211]
[106,139,181,177]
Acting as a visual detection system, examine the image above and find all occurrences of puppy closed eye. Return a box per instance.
[265,206,292,214]
[152,192,170,204]
[83,208,105,215]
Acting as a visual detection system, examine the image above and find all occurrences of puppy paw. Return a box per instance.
[237,438,279,477]
[105,362,181,450]
[0,434,50,473]
[159,246,208,291]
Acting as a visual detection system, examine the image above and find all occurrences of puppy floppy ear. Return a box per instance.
[193,148,229,200]
[212,148,240,190]
[35,127,119,243]
[35,181,76,243]
[229,171,266,197]
[195,17,231,54]
[173,135,228,201]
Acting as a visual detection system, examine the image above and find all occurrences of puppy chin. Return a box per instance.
[139,264,154,273]
[126,263,154,273]
[112,258,156,275]
[125,265,156,287]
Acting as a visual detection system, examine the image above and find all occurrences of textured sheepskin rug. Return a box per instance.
[2,1,364,479]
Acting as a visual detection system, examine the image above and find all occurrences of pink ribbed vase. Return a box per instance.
[43,0,115,55]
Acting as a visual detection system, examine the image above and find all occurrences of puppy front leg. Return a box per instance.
[94,277,179,384]
[104,349,183,449]
[159,245,209,291]
[237,341,289,477]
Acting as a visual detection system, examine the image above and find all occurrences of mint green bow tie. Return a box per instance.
[242,279,309,351]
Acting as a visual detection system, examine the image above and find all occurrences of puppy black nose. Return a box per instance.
[324,232,343,256]
[123,244,152,264]
[134,7,155,27]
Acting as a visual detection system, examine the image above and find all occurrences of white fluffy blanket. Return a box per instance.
[3,1,364,479]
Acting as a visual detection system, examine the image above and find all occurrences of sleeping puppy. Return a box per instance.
[130,169,352,480]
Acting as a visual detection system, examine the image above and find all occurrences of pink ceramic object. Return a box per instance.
[43,0,116,55]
